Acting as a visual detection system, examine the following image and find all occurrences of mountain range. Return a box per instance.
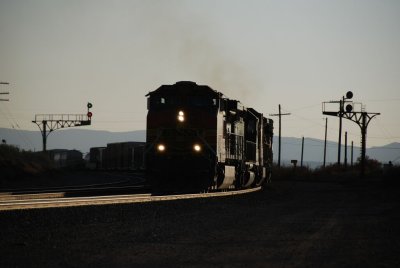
[1,127,399,168]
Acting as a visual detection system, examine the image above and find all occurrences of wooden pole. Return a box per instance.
[301,136,304,168]
[323,117,327,167]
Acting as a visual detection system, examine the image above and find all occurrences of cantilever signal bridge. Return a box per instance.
[32,103,93,152]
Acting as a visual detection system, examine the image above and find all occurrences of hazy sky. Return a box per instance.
[0,0,399,148]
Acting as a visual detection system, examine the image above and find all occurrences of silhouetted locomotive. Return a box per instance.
[145,81,273,192]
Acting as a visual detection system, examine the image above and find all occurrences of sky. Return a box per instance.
[0,0,399,148]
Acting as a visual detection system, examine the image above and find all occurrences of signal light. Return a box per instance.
[157,144,166,152]
[193,144,201,152]
[87,112,93,118]
[346,91,353,99]
[87,102,93,109]
[177,110,185,122]
[345,104,353,113]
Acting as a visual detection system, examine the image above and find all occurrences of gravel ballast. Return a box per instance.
[1,179,399,267]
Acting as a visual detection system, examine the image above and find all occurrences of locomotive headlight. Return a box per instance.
[157,144,166,152]
[177,110,185,122]
[193,144,201,152]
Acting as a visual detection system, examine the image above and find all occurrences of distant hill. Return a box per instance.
[1,128,398,168]
[0,128,145,153]
[368,142,400,164]
[273,136,343,168]
[274,137,400,168]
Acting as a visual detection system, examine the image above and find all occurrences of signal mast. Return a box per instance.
[32,102,93,152]
[323,92,380,177]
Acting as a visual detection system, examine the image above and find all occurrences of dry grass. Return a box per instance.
[273,158,400,184]
[0,144,53,181]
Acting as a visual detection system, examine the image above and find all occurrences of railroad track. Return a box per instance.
[0,172,146,195]
[0,187,262,211]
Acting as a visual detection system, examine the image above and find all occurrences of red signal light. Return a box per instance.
[87,112,93,118]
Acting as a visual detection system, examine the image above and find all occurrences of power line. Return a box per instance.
[0,82,35,149]
[285,103,320,112]
[369,147,400,150]
[0,103,35,149]
[365,98,400,102]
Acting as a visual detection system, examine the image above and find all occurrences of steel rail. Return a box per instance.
[0,173,146,195]
[0,185,148,201]
[0,187,262,211]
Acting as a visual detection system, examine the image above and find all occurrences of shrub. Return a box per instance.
[272,164,313,180]
[0,144,53,179]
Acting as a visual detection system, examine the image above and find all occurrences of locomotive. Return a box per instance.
[145,81,273,193]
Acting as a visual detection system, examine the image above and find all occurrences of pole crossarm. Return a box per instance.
[0,82,9,101]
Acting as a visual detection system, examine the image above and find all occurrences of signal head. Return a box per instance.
[345,104,353,113]
[87,102,93,109]
[87,112,93,118]
[346,91,353,99]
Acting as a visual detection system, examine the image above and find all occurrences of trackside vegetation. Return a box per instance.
[0,144,53,181]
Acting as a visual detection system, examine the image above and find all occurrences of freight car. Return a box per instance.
[89,142,145,170]
[145,81,273,193]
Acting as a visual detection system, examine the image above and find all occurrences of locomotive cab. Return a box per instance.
[146,81,220,192]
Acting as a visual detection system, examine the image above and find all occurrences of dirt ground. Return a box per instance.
[1,177,399,267]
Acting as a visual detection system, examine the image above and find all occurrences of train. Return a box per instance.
[145,81,274,193]
[89,142,145,170]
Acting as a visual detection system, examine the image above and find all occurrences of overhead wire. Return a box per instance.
[0,102,35,150]
[280,102,400,146]
[365,98,400,102]
[280,106,363,146]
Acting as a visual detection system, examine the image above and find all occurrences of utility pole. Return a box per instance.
[0,82,10,102]
[344,131,348,168]
[351,141,354,167]
[301,136,304,168]
[323,117,327,167]
[270,104,291,167]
